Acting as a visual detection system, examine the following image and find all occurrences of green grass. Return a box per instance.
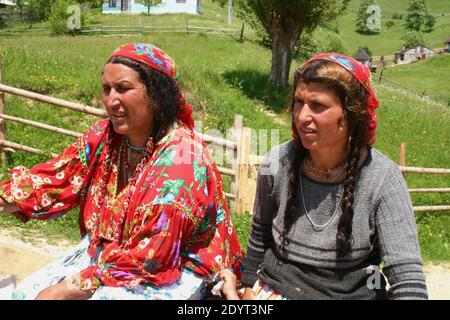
[328,0,450,56]
[382,54,450,105]
[0,0,449,262]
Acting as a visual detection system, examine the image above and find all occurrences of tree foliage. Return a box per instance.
[356,0,379,32]
[49,0,85,35]
[135,0,162,15]
[235,0,350,87]
[401,30,425,48]
[404,0,435,33]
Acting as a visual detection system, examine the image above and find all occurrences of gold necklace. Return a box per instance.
[302,156,347,183]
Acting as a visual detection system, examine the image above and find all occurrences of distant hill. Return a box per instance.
[310,0,450,56]
[381,53,450,105]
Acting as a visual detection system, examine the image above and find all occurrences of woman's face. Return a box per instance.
[293,81,348,152]
[102,63,154,140]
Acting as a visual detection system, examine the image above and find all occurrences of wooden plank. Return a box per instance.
[224,192,236,200]
[399,142,406,166]
[236,127,251,214]
[217,166,235,177]
[0,84,106,118]
[400,166,450,174]
[0,114,82,138]
[409,188,450,193]
[201,134,237,150]
[413,206,450,212]
[229,115,243,213]
[0,140,57,157]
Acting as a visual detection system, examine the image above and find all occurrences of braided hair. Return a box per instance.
[281,60,370,257]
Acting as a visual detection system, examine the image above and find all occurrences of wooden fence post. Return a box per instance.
[185,19,189,33]
[378,67,384,83]
[399,142,406,167]
[236,127,250,214]
[0,54,6,166]
[240,23,244,42]
[229,115,242,213]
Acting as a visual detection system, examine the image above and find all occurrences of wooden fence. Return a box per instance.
[0,57,449,213]
[0,55,255,213]
[0,21,245,41]
[398,142,450,212]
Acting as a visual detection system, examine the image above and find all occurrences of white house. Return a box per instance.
[102,0,201,15]
[394,44,437,64]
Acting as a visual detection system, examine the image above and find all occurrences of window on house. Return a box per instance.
[109,0,117,7]
[176,0,187,3]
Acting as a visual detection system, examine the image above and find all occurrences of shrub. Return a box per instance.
[386,20,394,29]
[49,0,85,35]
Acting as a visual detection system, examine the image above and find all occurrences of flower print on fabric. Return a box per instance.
[0,118,245,291]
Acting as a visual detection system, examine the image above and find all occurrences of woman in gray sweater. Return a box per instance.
[234,53,428,300]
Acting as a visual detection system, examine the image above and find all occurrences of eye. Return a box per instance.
[102,85,111,95]
[294,99,304,111]
[116,85,131,94]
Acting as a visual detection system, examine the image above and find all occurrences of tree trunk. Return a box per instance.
[269,28,300,87]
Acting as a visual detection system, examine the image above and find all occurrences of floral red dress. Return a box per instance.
[0,119,245,291]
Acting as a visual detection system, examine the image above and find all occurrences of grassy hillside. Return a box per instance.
[382,54,450,105]
[86,0,247,31]
[0,0,449,261]
[326,0,450,56]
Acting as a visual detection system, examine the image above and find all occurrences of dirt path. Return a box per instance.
[0,231,449,299]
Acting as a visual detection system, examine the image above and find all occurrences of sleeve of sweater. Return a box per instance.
[375,164,428,300]
[241,148,279,287]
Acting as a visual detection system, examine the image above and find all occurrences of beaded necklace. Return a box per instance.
[302,156,347,183]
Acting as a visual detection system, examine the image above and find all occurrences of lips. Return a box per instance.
[109,113,128,120]
[300,128,318,134]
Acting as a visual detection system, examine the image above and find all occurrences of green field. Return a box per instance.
[381,54,450,105]
[326,0,450,56]
[0,0,449,261]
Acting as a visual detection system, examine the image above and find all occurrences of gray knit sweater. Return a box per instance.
[241,141,428,300]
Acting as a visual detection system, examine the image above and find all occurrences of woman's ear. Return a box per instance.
[338,114,348,135]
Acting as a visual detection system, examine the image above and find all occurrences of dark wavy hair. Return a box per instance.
[282,59,371,258]
[106,55,181,140]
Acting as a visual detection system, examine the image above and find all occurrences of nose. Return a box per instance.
[103,88,121,110]
[294,102,312,126]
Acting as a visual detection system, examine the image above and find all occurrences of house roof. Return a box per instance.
[395,43,437,54]
[354,49,371,61]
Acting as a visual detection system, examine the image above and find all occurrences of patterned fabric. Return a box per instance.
[0,119,245,293]
[251,278,287,300]
[303,53,380,145]
[11,236,206,300]
[109,43,194,128]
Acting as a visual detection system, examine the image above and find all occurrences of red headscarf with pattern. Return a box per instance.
[109,43,194,128]
[299,52,380,145]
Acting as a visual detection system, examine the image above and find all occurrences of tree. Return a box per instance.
[49,0,85,35]
[404,0,435,33]
[402,30,424,48]
[356,0,379,32]
[236,0,350,87]
[135,0,162,15]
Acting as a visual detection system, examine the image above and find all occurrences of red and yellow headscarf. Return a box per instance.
[301,52,380,145]
[109,43,194,128]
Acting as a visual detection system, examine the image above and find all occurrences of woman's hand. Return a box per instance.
[35,280,94,300]
[218,269,240,300]
[242,287,256,300]
[0,197,19,216]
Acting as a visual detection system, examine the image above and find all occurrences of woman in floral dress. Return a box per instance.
[0,43,245,300]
